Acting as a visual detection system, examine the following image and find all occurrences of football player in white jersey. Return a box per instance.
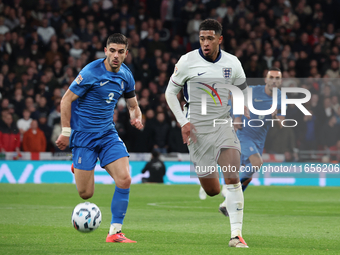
[165,19,250,248]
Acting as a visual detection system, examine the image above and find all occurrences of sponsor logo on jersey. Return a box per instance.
[121,80,124,90]
[222,68,232,78]
[197,72,206,76]
[100,80,110,86]
[254,98,263,102]
[75,74,83,84]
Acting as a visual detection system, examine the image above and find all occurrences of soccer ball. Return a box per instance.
[71,202,102,233]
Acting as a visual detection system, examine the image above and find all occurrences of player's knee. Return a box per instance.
[116,175,131,189]
[225,178,240,185]
[78,190,94,200]
[206,186,220,197]
[253,159,263,170]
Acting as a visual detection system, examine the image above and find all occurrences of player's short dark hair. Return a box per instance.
[199,19,222,35]
[268,67,281,72]
[106,33,128,48]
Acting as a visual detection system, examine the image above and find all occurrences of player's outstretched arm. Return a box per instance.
[126,96,143,130]
[55,89,79,150]
[272,110,284,129]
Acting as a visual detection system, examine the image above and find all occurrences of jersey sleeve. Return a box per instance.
[123,72,136,98]
[277,89,285,116]
[232,58,247,88]
[69,68,94,97]
[170,55,189,87]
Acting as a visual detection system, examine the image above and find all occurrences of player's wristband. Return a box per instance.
[61,127,71,137]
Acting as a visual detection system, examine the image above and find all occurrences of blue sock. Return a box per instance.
[111,186,130,224]
[240,162,256,192]
[240,178,250,192]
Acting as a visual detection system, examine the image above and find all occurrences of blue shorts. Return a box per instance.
[239,137,264,166]
[70,129,129,170]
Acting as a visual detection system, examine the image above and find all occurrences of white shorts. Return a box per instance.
[188,123,241,177]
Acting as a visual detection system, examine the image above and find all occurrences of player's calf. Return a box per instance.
[199,178,221,196]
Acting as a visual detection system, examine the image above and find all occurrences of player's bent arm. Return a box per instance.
[60,89,79,131]
[55,89,79,150]
[275,115,285,129]
[165,79,188,127]
[126,96,143,129]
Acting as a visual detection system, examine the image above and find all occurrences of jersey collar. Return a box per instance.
[198,47,222,63]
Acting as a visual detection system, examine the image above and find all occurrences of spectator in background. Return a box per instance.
[187,13,202,50]
[0,16,9,35]
[168,121,189,153]
[0,113,20,152]
[69,40,83,59]
[16,108,32,139]
[325,60,340,79]
[265,125,296,155]
[128,115,154,153]
[141,149,166,183]
[22,119,46,152]
[47,98,61,128]
[299,113,317,151]
[36,96,49,117]
[45,41,63,67]
[321,115,340,150]
[38,113,52,151]
[153,112,169,154]
[0,0,338,157]
[5,7,19,31]
[12,88,25,117]
[37,18,56,45]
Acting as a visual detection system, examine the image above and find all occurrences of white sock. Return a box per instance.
[221,184,228,198]
[225,182,244,238]
[220,198,227,207]
[109,223,122,235]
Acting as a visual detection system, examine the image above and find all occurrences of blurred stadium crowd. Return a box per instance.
[0,0,340,161]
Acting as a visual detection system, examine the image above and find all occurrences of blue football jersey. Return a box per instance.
[69,58,135,132]
[236,85,282,143]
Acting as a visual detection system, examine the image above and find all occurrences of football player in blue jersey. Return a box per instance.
[56,33,142,243]
[219,67,285,216]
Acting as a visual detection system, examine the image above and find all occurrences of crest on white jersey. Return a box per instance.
[173,66,178,76]
[222,68,232,78]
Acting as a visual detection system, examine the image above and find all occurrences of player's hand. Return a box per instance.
[244,106,250,119]
[182,122,197,145]
[131,118,143,130]
[233,116,243,130]
[271,109,278,119]
[55,134,70,150]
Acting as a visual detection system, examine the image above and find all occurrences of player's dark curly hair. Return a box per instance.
[106,33,128,48]
[199,19,222,35]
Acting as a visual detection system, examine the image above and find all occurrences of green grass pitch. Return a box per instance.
[0,184,339,254]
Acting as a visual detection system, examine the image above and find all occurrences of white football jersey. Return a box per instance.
[170,48,246,131]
